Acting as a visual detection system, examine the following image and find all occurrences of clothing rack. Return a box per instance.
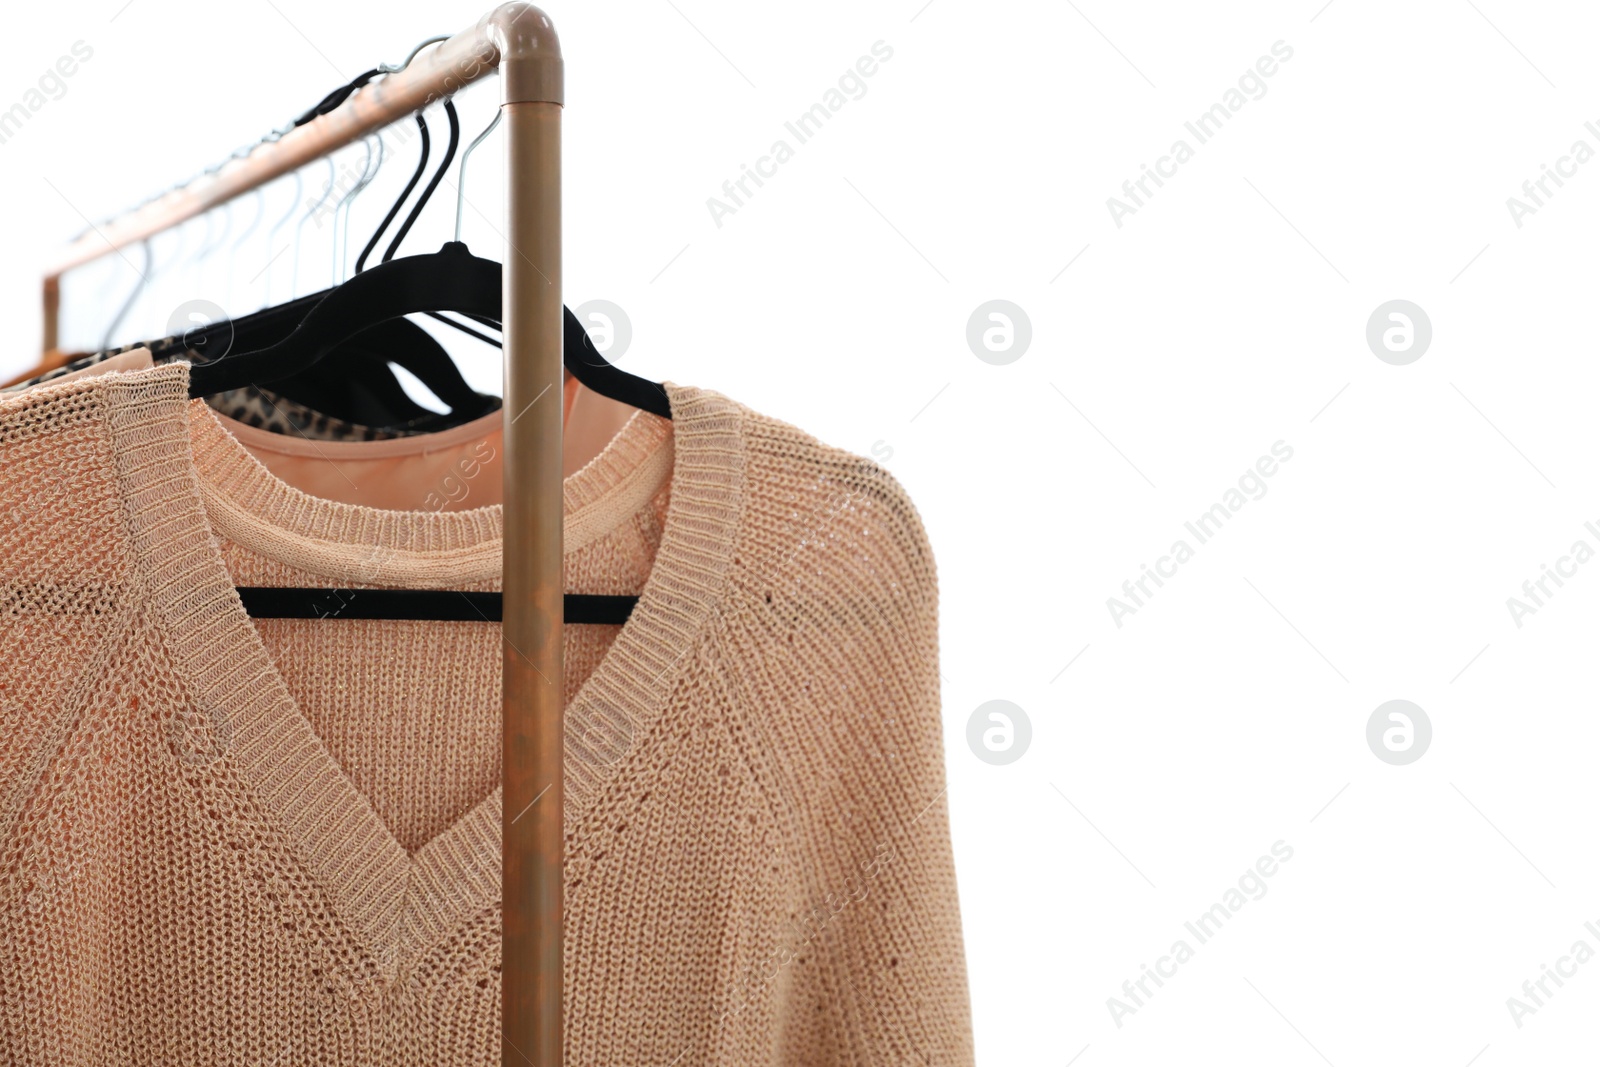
[40,6,567,1064]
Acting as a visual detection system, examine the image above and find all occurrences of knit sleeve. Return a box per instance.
[792,668,974,1067]
[737,432,974,1064]
[0,379,132,821]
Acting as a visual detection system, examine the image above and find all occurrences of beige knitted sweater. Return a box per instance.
[0,362,972,1065]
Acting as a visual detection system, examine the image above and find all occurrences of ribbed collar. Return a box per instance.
[187,388,677,585]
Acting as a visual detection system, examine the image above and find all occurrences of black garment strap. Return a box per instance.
[235,588,637,624]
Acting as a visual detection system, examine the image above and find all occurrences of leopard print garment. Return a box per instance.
[205,383,414,442]
[9,341,414,443]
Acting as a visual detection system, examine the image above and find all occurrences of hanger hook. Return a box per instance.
[138,213,197,339]
[191,210,217,272]
[379,35,450,74]
[455,108,501,243]
[293,157,339,297]
[198,199,234,269]
[383,97,460,262]
[348,31,457,274]
[329,137,379,284]
[100,241,153,352]
[224,189,266,311]
[335,136,383,282]
[356,112,431,274]
[262,168,304,302]
[186,204,228,300]
[133,226,182,342]
[231,189,266,254]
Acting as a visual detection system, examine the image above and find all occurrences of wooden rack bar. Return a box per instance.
[41,6,566,1064]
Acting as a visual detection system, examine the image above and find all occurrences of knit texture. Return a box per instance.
[0,362,972,1065]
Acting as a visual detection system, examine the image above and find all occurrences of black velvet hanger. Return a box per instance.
[200,240,670,624]
[77,81,482,431]
[183,80,673,623]
[188,241,671,419]
[233,588,640,624]
[171,99,665,429]
[178,103,498,430]
[284,106,501,429]
[160,309,483,428]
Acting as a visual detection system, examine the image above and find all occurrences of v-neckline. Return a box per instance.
[103,363,746,982]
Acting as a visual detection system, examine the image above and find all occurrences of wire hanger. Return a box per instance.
[261,169,303,304]
[99,242,152,353]
[332,137,381,285]
[164,102,493,429]
[354,115,428,274]
[188,104,671,419]
[201,92,668,622]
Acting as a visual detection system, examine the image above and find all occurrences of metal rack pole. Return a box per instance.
[497,17,565,1067]
[40,6,567,1063]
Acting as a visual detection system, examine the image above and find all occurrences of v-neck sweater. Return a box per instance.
[0,362,973,1065]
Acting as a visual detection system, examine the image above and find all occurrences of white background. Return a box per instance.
[4,1,1599,1063]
